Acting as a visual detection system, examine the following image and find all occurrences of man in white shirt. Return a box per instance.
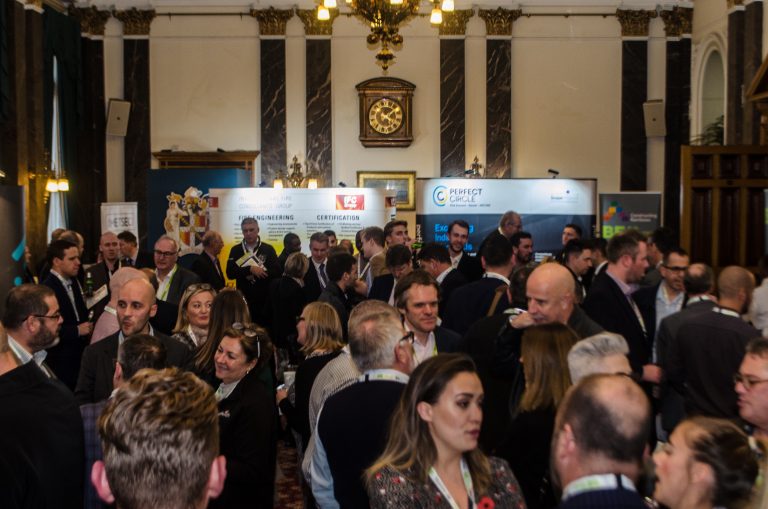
[448,219,483,281]
[304,232,330,302]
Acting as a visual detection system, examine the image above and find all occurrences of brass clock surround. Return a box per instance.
[356,77,415,148]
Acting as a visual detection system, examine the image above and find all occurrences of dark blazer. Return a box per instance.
[151,265,201,335]
[84,261,120,324]
[226,241,281,325]
[632,283,661,344]
[0,362,85,509]
[123,250,154,269]
[209,368,277,509]
[456,252,484,282]
[443,277,510,336]
[265,276,307,350]
[583,272,650,374]
[190,252,226,290]
[439,268,468,317]
[368,274,395,303]
[303,259,326,303]
[74,330,191,404]
[80,400,108,509]
[558,483,647,509]
[319,282,351,338]
[434,325,462,353]
[42,273,90,390]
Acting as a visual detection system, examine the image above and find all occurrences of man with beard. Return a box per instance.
[447,220,483,281]
[75,278,191,404]
[3,284,64,377]
[1,285,86,509]
[510,231,534,267]
[667,265,759,419]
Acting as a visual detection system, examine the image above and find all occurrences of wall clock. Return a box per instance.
[356,77,415,148]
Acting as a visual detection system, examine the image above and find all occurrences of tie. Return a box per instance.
[319,262,328,287]
[123,257,133,267]
[65,281,80,321]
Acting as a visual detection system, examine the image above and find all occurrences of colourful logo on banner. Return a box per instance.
[603,201,630,222]
[336,195,365,210]
[433,186,448,206]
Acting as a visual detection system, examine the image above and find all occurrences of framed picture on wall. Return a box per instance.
[357,171,416,211]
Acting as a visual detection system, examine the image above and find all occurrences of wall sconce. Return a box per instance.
[273,176,284,189]
[307,178,318,189]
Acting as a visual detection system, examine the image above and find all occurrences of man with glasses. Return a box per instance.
[735,338,768,439]
[667,265,758,419]
[151,235,200,335]
[75,278,191,404]
[2,284,63,377]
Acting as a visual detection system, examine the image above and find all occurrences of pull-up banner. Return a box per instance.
[207,187,396,254]
[416,178,597,256]
[599,192,661,239]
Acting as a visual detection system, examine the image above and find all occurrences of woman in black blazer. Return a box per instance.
[265,252,309,364]
[208,323,277,509]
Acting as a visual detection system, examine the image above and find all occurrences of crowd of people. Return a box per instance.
[2,212,768,509]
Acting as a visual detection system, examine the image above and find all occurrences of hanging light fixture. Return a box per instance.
[46,177,59,193]
[57,177,70,192]
[316,0,446,70]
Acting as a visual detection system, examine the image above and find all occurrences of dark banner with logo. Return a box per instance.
[599,192,661,239]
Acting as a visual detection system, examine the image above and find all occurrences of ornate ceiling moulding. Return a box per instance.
[69,6,111,37]
[677,7,693,35]
[25,0,43,11]
[439,9,474,36]
[726,0,744,9]
[296,8,338,36]
[660,9,683,37]
[615,9,657,37]
[478,7,522,37]
[113,8,156,36]
[251,7,294,36]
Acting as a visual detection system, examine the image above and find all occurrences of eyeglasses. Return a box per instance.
[663,265,688,273]
[30,312,61,321]
[400,331,414,345]
[734,373,768,391]
[188,283,214,292]
[153,250,178,258]
[232,322,262,357]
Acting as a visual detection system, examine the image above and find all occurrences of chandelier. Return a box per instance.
[274,156,322,189]
[316,0,454,70]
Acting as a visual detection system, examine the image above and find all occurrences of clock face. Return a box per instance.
[368,98,404,135]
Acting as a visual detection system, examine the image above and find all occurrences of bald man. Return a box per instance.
[552,374,651,508]
[75,278,192,404]
[666,265,759,419]
[464,262,602,451]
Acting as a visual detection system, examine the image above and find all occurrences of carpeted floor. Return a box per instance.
[274,439,304,508]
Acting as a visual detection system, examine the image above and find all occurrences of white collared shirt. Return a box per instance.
[118,324,155,345]
[312,257,328,289]
[7,335,51,376]
[450,251,463,269]
[562,474,636,501]
[484,271,510,285]
[436,266,453,284]
[155,265,178,301]
[51,269,80,321]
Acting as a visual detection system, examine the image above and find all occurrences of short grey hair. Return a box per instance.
[154,235,179,252]
[568,332,629,383]
[348,300,403,372]
[499,210,520,228]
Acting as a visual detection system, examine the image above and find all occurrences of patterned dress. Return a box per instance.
[368,456,527,509]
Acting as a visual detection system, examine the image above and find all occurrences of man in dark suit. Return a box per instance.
[190,230,226,290]
[394,270,461,364]
[443,235,515,335]
[278,232,302,273]
[560,239,593,303]
[417,242,468,317]
[86,232,124,323]
[42,239,93,389]
[656,263,716,433]
[583,232,658,384]
[310,301,413,508]
[75,278,192,404]
[475,211,521,265]
[448,219,484,281]
[369,245,412,305]
[552,374,650,509]
[304,231,330,302]
[80,334,167,509]
[117,230,154,269]
[151,235,201,335]
[226,217,281,326]
[0,337,85,509]
[319,252,358,338]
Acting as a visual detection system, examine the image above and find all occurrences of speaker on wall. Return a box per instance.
[643,100,666,137]
[106,99,131,137]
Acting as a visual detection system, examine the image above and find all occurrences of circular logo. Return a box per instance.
[433,185,448,206]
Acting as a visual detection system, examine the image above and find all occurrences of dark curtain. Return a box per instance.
[0,0,9,122]
[43,5,82,183]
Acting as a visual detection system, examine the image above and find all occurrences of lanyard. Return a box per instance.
[562,474,635,500]
[358,369,410,384]
[243,239,261,254]
[157,265,178,301]
[713,306,740,318]
[428,458,475,509]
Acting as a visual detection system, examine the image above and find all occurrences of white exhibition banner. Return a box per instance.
[207,187,397,253]
[100,202,139,238]
[415,178,597,255]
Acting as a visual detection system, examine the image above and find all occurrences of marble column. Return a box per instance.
[0,0,27,187]
[114,8,155,241]
[479,8,520,178]
[616,9,656,192]
[743,0,763,144]
[726,1,745,144]
[661,7,692,236]
[70,6,109,251]
[253,8,293,186]
[297,9,336,186]
[25,0,46,258]
[439,10,472,177]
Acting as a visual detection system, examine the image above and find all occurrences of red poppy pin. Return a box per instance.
[478,496,495,509]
